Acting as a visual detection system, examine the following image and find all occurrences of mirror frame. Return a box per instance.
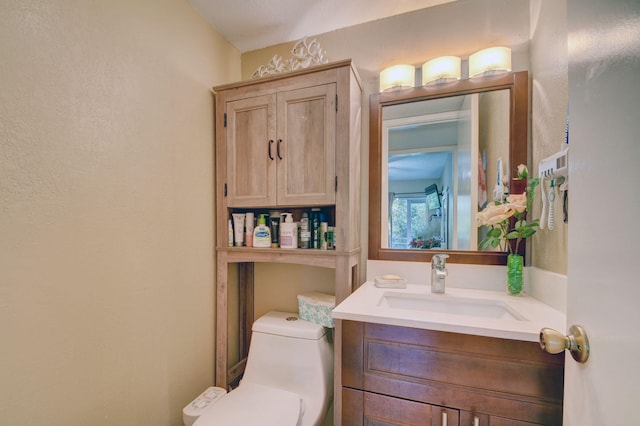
[369,71,528,265]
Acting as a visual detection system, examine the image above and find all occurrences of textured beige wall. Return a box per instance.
[0,1,239,425]
[240,0,565,317]
[530,0,569,274]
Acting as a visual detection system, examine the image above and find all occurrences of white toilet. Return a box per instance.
[193,311,334,426]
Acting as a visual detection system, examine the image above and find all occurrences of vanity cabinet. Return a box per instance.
[342,321,564,426]
[213,60,362,391]
[226,84,337,207]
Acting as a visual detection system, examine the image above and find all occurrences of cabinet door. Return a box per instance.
[365,392,431,425]
[226,95,277,207]
[460,411,545,426]
[459,411,489,426]
[344,389,459,426]
[432,406,460,426]
[276,84,336,206]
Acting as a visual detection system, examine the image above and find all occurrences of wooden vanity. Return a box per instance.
[341,320,564,425]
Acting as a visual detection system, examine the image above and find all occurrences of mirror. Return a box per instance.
[369,71,528,264]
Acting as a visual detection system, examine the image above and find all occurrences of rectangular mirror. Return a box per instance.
[382,89,510,251]
[369,71,528,264]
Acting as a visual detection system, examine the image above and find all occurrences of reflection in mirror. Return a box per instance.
[369,71,528,265]
[382,90,510,251]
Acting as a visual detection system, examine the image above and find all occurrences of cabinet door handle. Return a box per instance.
[473,416,480,426]
[277,139,283,160]
[268,139,274,160]
[442,411,447,425]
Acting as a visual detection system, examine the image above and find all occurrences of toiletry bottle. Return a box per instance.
[309,208,320,249]
[320,221,328,250]
[327,226,335,250]
[244,212,254,247]
[252,214,271,248]
[299,211,310,248]
[279,213,298,249]
[228,219,234,247]
[269,212,280,248]
[310,208,323,249]
[232,213,245,247]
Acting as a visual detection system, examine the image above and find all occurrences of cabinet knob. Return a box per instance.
[473,416,480,426]
[442,411,448,425]
[540,325,590,363]
[268,139,274,160]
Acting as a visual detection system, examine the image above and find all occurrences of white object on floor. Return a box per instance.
[182,387,226,426]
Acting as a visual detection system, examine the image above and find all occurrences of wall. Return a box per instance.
[479,89,510,209]
[529,0,569,273]
[0,1,240,424]
[240,0,542,315]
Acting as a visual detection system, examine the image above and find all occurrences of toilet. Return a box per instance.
[193,311,334,426]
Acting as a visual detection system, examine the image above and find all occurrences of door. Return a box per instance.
[455,94,478,250]
[565,1,640,424]
[276,84,336,205]
[226,94,277,207]
[343,388,459,425]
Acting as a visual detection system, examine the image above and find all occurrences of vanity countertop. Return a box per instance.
[332,282,566,342]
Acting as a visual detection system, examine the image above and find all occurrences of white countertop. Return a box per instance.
[332,282,566,342]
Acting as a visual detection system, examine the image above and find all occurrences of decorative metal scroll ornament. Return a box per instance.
[251,37,328,79]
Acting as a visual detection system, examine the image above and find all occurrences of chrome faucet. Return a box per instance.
[431,254,449,294]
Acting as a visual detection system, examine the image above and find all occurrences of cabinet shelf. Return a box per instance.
[218,247,361,269]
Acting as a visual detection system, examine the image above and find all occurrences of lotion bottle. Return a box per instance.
[252,214,271,248]
[279,213,298,249]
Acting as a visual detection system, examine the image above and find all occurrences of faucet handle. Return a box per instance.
[431,253,449,268]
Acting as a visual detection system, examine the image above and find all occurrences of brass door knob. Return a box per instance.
[539,325,590,363]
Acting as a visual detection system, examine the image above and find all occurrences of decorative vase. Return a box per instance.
[506,253,524,295]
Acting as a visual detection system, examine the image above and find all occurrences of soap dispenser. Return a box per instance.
[279,213,298,249]
[252,214,272,248]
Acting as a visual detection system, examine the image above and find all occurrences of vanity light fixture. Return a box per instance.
[422,56,461,85]
[468,46,512,77]
[379,64,415,92]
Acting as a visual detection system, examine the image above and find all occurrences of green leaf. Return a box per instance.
[488,228,502,238]
[522,229,537,238]
[480,238,495,250]
[506,231,519,239]
[515,220,528,230]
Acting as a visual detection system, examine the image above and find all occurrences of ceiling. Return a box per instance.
[187,0,457,52]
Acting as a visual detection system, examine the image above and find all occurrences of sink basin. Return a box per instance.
[378,292,527,321]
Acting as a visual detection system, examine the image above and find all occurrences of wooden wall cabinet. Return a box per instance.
[213,61,362,392]
[226,84,337,207]
[342,321,564,426]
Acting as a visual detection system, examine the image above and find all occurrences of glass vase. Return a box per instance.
[506,254,524,295]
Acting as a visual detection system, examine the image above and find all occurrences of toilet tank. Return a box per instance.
[242,311,333,425]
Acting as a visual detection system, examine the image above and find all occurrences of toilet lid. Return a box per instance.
[193,383,302,426]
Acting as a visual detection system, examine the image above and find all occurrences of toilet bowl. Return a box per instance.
[193,311,333,426]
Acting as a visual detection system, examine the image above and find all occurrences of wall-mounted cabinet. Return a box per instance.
[226,84,337,207]
[213,60,362,392]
